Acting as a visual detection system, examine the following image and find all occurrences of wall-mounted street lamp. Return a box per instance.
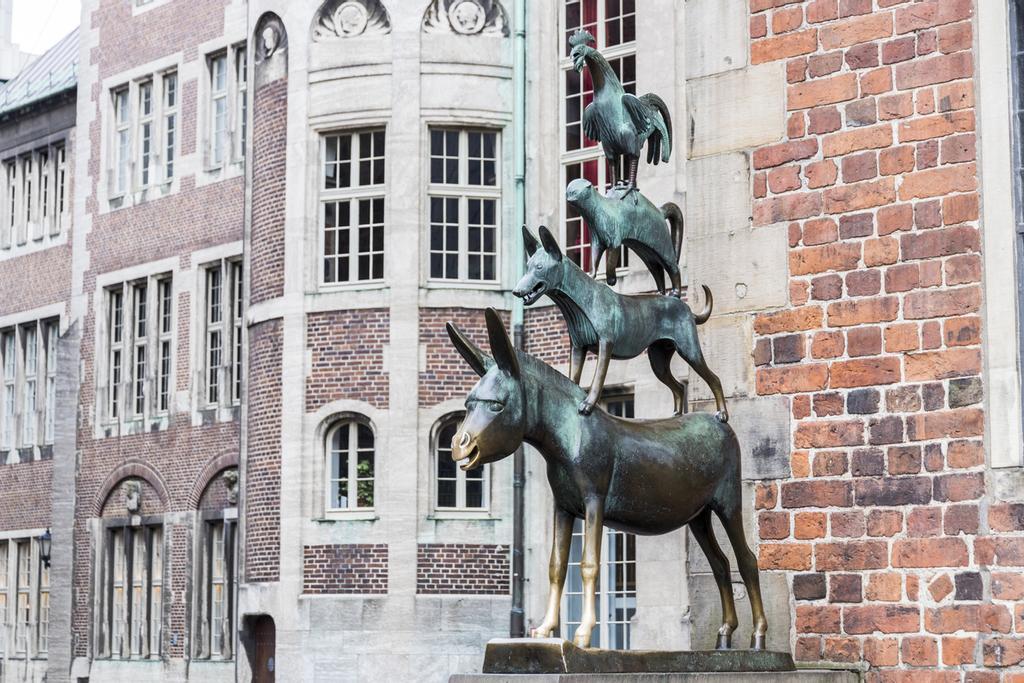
[39,528,51,568]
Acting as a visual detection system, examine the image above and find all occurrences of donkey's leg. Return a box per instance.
[648,341,687,415]
[688,507,739,650]
[569,346,586,385]
[533,507,575,638]
[573,497,605,648]
[580,340,612,415]
[716,503,768,650]
[674,324,728,422]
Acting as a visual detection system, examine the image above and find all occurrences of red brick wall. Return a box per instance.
[249,76,287,305]
[245,320,282,583]
[419,307,509,405]
[306,309,390,411]
[0,460,52,531]
[303,544,388,594]
[746,0,1024,677]
[416,543,510,595]
[523,306,569,365]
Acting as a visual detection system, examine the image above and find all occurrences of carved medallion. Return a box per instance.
[222,469,239,505]
[123,480,141,514]
[312,0,391,40]
[422,0,509,37]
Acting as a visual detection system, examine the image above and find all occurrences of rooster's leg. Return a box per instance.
[622,157,640,203]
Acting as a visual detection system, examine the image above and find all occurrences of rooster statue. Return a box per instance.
[570,29,673,193]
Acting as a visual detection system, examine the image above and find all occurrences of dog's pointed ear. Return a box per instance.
[522,225,539,257]
[485,308,520,379]
[538,226,563,262]
[446,322,493,377]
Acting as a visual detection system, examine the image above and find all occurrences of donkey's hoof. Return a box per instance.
[716,410,729,423]
[579,401,595,416]
[668,288,681,298]
[715,633,732,650]
[751,633,767,651]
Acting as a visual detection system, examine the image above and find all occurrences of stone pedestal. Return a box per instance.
[445,638,859,682]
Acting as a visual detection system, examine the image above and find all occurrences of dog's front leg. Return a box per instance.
[569,345,586,385]
[579,340,611,415]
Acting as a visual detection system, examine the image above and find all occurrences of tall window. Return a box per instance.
[108,71,179,201]
[38,557,49,654]
[427,129,501,282]
[21,156,33,243]
[163,72,178,180]
[0,144,68,251]
[202,259,243,410]
[15,541,29,654]
[326,419,375,510]
[21,325,37,445]
[114,87,131,195]
[2,331,15,450]
[105,275,173,424]
[207,44,247,169]
[434,413,487,510]
[197,518,236,659]
[321,129,386,285]
[0,319,59,453]
[563,393,637,648]
[0,541,6,656]
[103,524,163,659]
[561,0,635,271]
[3,161,15,248]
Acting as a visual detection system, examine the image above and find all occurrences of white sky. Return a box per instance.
[11,0,81,56]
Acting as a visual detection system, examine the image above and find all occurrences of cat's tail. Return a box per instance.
[693,284,713,324]
[661,202,684,264]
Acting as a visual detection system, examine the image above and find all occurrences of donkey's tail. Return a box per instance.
[694,284,713,324]
[661,202,684,264]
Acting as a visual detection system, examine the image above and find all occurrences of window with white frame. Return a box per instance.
[561,0,635,271]
[108,71,178,201]
[0,538,48,659]
[0,143,69,251]
[326,419,375,510]
[196,516,236,660]
[101,523,163,659]
[427,128,500,283]
[104,275,173,424]
[0,319,59,455]
[562,393,637,648]
[206,44,247,170]
[434,413,488,510]
[201,259,242,410]
[321,129,386,285]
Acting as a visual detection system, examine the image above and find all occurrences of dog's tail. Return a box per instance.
[661,202,684,264]
[693,284,713,324]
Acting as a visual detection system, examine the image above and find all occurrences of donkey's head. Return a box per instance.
[513,226,565,306]
[445,308,526,471]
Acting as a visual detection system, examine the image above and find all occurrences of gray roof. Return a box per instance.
[0,28,78,118]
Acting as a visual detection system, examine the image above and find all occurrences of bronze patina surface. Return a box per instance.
[565,179,683,293]
[568,29,672,192]
[447,311,764,650]
[481,639,796,675]
[512,227,726,420]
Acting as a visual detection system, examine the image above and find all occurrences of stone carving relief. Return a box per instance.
[422,0,509,37]
[312,0,391,40]
[222,469,239,505]
[255,14,287,64]
[123,480,141,514]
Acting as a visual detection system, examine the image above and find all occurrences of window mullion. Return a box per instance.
[348,423,358,507]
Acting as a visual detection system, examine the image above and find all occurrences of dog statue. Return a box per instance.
[513,226,727,421]
[566,178,682,295]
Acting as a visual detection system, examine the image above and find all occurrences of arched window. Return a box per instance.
[326,419,375,510]
[434,413,487,510]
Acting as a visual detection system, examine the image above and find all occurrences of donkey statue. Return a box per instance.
[446,309,768,651]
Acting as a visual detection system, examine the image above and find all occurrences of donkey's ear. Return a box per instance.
[484,308,520,378]
[522,225,539,257]
[446,322,493,377]
[538,226,563,261]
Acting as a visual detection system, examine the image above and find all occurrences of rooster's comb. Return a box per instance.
[569,29,595,48]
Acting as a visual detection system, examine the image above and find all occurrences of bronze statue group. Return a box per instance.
[445,31,770,653]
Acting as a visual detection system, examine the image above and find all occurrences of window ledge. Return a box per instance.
[317,510,379,522]
[425,281,503,290]
[318,281,389,293]
[428,510,498,521]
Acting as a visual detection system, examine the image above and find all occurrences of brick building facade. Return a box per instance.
[1,0,1023,681]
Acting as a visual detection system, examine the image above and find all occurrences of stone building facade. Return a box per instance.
[1,0,1023,681]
